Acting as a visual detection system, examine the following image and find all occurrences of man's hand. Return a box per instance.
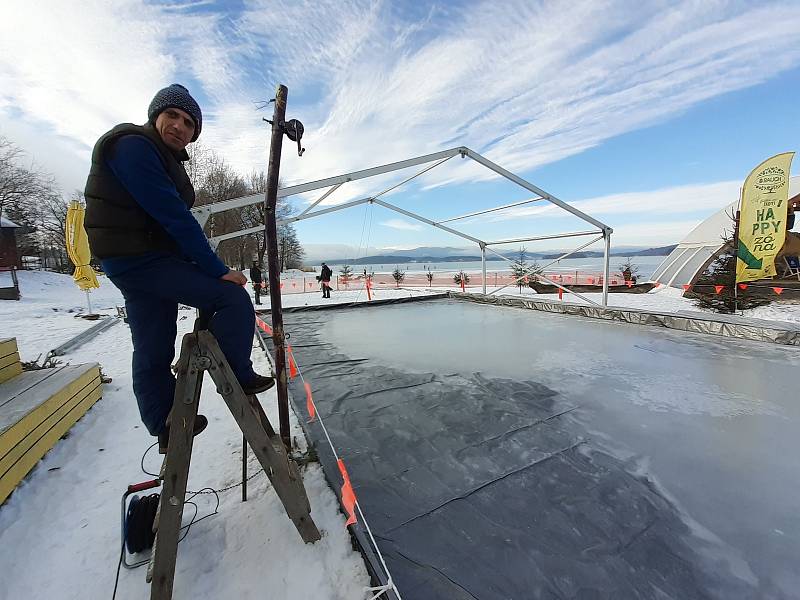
[220,270,247,286]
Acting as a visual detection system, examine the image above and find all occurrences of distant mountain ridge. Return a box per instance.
[319,245,676,265]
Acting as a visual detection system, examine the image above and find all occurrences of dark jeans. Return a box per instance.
[109,256,256,435]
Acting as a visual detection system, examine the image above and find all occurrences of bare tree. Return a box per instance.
[278,223,304,270]
[244,169,296,269]
[0,137,44,224]
[184,140,215,190]
[192,154,249,268]
[0,137,68,267]
[36,190,72,272]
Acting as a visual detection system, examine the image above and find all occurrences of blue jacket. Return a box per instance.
[100,135,227,278]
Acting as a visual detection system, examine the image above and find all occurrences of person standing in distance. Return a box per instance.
[250,262,263,305]
[320,262,333,298]
[84,84,274,452]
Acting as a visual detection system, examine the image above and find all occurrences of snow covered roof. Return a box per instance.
[652,175,799,288]
[1,216,21,228]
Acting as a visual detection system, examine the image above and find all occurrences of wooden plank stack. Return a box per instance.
[0,338,102,504]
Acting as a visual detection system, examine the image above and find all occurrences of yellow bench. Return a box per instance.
[0,339,102,504]
[0,338,23,384]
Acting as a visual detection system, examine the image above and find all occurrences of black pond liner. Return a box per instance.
[266,295,800,600]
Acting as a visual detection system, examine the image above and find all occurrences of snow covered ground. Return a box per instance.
[1,268,798,600]
[0,272,371,599]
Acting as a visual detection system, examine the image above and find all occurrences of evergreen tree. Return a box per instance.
[392,267,405,287]
[692,224,771,313]
[425,268,434,287]
[339,264,353,286]
[510,247,528,292]
[453,271,470,285]
[618,257,639,283]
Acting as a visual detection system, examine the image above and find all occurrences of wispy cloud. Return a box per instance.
[489,180,742,221]
[608,219,705,247]
[380,218,424,231]
[2,0,800,202]
[259,0,800,194]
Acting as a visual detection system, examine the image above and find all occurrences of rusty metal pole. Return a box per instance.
[263,85,291,448]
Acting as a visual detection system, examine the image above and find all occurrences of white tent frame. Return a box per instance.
[191,146,614,306]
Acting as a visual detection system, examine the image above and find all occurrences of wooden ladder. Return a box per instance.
[146,329,321,599]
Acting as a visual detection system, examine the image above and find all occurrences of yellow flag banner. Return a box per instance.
[65,201,100,291]
[736,152,795,283]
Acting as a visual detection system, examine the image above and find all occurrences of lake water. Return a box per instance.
[315,254,668,279]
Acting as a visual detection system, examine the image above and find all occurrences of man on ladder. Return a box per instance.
[84,84,275,452]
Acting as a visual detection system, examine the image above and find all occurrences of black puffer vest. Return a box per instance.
[84,123,195,259]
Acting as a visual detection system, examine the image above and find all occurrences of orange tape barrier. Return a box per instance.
[287,345,298,379]
[680,284,795,296]
[258,270,654,294]
[255,316,273,335]
[304,382,316,422]
[337,458,357,526]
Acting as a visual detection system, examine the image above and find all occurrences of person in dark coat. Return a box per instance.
[320,262,333,298]
[250,262,263,305]
[84,84,274,451]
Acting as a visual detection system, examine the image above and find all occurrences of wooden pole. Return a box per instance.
[263,85,291,448]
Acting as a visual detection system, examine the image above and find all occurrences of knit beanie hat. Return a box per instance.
[147,84,202,141]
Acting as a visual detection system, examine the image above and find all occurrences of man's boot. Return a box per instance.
[158,414,208,454]
[242,373,275,395]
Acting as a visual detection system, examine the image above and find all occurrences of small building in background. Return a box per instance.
[0,217,21,300]
[0,217,21,269]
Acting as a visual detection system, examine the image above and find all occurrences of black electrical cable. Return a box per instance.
[141,437,267,494]
[116,435,286,597]
[140,441,160,478]
[112,539,125,600]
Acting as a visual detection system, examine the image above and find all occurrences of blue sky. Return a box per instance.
[1,0,799,259]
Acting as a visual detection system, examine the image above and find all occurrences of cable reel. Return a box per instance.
[121,479,162,568]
